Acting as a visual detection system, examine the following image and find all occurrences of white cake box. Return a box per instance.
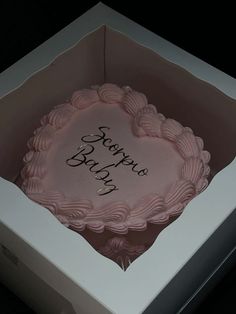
[0,3,236,314]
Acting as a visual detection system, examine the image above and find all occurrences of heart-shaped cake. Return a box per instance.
[20,83,210,270]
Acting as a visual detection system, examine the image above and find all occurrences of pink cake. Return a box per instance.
[20,83,210,270]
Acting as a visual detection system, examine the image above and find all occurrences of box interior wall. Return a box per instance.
[0,26,236,183]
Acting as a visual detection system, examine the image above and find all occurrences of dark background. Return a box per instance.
[1,2,236,78]
[0,2,235,313]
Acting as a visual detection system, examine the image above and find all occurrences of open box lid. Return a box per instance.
[0,3,236,314]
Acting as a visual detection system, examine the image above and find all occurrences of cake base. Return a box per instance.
[76,217,177,270]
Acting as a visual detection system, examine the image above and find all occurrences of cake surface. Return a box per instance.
[20,83,210,268]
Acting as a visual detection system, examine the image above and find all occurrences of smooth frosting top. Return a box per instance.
[21,84,210,234]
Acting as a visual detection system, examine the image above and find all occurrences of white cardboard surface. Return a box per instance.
[0,3,236,314]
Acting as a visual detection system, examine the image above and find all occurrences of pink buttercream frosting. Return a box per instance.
[98,236,147,270]
[21,83,210,235]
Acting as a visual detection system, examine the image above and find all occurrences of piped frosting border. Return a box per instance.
[21,83,210,234]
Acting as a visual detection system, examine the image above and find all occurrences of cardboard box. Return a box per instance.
[0,3,236,314]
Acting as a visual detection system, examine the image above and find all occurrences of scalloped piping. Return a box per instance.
[21,83,211,234]
[98,236,147,270]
